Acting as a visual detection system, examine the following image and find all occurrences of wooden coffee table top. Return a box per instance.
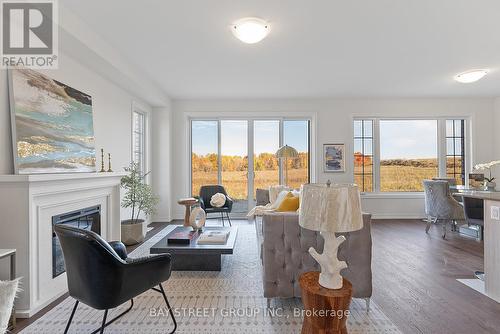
[150,226,238,255]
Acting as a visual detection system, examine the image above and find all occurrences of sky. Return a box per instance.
[192,119,438,159]
[380,120,437,159]
[192,120,309,156]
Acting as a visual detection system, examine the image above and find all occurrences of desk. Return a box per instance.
[449,190,500,303]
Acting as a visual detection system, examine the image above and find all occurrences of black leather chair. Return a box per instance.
[54,224,177,334]
[198,185,233,226]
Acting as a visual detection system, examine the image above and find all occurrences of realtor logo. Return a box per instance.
[1,0,58,68]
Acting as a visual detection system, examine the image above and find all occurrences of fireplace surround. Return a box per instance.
[0,172,125,317]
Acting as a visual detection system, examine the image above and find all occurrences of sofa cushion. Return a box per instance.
[276,193,299,212]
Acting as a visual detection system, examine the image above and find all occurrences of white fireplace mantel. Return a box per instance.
[0,172,126,317]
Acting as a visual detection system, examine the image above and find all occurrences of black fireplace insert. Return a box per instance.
[52,205,101,278]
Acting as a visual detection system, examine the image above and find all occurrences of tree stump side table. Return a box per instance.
[178,198,199,227]
[299,271,352,334]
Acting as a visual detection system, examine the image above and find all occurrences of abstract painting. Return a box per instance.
[324,143,345,172]
[9,69,96,174]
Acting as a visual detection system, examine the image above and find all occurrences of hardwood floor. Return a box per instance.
[13,219,500,334]
[371,219,500,334]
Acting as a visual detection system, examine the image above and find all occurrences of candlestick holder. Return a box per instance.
[99,149,106,173]
[107,153,113,172]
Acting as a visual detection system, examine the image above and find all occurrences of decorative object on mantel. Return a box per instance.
[474,160,500,190]
[107,153,113,172]
[120,162,159,246]
[9,69,96,174]
[324,143,345,173]
[275,145,298,186]
[299,182,363,289]
[99,149,106,173]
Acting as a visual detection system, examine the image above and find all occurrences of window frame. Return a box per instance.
[189,117,312,210]
[352,116,470,194]
[131,103,149,179]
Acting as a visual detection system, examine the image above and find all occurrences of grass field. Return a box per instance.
[192,169,307,199]
[193,158,462,200]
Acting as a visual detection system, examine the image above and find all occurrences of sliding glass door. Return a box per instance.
[191,118,310,215]
[221,120,248,214]
[253,120,280,200]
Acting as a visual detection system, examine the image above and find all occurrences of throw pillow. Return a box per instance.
[270,190,291,209]
[269,185,291,204]
[276,192,300,212]
[210,193,226,207]
[0,279,20,334]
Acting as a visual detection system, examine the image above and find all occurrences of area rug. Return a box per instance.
[20,221,401,334]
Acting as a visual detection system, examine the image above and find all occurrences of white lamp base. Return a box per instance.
[308,231,347,290]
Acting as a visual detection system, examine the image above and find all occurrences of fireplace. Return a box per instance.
[52,205,101,278]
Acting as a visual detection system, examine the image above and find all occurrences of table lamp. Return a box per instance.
[275,145,298,186]
[299,182,363,289]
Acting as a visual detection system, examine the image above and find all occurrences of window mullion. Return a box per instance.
[373,119,381,192]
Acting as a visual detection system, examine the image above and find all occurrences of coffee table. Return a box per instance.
[150,226,238,271]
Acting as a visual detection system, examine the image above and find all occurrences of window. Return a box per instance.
[132,110,146,174]
[353,118,467,192]
[283,120,310,189]
[380,120,438,192]
[446,120,465,185]
[354,120,374,192]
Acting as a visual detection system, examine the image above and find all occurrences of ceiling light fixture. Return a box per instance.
[231,17,270,44]
[454,69,489,83]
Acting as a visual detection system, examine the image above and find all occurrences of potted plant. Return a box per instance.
[120,162,159,245]
[474,160,500,191]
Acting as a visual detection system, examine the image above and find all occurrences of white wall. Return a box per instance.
[152,106,173,222]
[0,52,154,220]
[170,98,495,219]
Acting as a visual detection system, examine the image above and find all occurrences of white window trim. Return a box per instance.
[352,116,471,196]
[131,101,151,183]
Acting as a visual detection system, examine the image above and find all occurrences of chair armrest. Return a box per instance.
[225,196,233,211]
[123,254,173,292]
[198,197,206,210]
[109,241,128,260]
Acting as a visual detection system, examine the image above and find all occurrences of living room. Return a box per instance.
[1,1,500,334]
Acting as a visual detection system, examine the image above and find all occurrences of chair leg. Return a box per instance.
[425,216,432,233]
[99,310,108,334]
[89,299,134,334]
[220,212,225,226]
[226,212,232,226]
[158,283,177,334]
[442,220,447,239]
[64,300,79,334]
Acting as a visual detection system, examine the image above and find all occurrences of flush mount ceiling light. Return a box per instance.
[454,69,489,83]
[231,17,270,44]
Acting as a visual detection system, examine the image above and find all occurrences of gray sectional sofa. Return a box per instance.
[255,189,373,309]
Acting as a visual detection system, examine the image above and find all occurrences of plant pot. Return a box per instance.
[121,219,146,246]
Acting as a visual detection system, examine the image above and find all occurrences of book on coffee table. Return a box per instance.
[166,227,198,245]
[197,230,230,245]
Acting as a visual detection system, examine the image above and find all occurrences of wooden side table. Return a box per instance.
[299,271,352,334]
[0,249,16,330]
[178,198,199,227]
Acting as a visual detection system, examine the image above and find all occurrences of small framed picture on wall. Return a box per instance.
[323,144,345,172]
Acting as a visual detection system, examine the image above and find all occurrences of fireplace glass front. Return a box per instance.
[52,205,101,278]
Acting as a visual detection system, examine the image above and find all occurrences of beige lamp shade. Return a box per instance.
[299,183,363,233]
[275,145,298,158]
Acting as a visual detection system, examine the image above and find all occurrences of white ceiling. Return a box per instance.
[63,0,500,99]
